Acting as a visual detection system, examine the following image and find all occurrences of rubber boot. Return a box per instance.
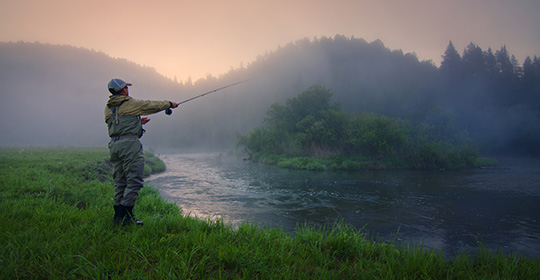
[113,205,125,225]
[123,205,143,226]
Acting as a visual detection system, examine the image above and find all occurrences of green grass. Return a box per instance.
[144,150,167,176]
[253,152,498,171]
[1,147,538,279]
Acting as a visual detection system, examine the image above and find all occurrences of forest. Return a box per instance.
[436,41,540,155]
[221,37,540,157]
[0,36,539,156]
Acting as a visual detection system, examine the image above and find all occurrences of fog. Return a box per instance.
[0,43,181,147]
[1,39,539,156]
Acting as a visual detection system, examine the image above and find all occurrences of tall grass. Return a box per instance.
[1,147,538,279]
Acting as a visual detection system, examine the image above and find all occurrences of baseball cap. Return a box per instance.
[107,78,132,94]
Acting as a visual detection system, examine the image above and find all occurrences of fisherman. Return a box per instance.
[105,78,179,226]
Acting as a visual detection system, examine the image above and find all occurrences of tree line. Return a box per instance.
[230,37,539,157]
[436,41,540,154]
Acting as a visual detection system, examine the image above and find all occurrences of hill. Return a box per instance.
[150,36,443,150]
[1,37,538,155]
[0,42,184,146]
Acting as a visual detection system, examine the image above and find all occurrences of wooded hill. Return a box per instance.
[1,36,538,155]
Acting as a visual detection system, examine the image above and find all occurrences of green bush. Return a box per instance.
[305,158,327,171]
[340,159,362,170]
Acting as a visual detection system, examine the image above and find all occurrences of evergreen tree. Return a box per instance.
[511,55,523,79]
[462,42,486,80]
[522,56,534,81]
[494,46,520,104]
[484,48,498,77]
[440,40,462,78]
[522,56,540,108]
[522,56,539,85]
[495,46,516,81]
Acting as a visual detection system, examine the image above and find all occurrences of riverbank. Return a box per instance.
[1,147,538,279]
[248,152,498,171]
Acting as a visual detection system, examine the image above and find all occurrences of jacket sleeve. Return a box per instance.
[120,99,171,116]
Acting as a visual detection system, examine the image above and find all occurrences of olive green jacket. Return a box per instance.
[104,95,171,138]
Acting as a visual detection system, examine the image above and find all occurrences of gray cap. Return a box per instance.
[107,78,132,94]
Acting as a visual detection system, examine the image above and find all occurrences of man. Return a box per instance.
[105,78,178,226]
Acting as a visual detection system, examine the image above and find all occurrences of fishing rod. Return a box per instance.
[165,79,250,115]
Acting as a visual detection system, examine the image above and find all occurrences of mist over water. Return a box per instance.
[147,153,540,258]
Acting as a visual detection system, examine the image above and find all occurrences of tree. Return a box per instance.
[258,85,342,156]
[462,42,486,80]
[440,40,462,78]
[284,85,339,126]
[522,56,540,108]
[522,56,540,85]
[484,48,498,78]
[345,113,408,157]
[495,46,517,82]
[494,46,522,104]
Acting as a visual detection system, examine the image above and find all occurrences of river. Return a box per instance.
[146,153,540,258]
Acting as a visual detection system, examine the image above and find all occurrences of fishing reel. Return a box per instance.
[165,108,172,115]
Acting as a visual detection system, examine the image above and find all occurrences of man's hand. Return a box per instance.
[165,102,179,115]
[141,117,150,124]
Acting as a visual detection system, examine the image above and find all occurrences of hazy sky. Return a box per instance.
[1,0,538,82]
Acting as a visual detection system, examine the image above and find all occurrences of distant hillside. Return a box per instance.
[197,36,540,155]
[158,36,442,150]
[0,39,436,149]
[1,38,538,154]
[0,42,183,146]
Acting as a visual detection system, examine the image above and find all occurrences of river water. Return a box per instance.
[147,153,540,258]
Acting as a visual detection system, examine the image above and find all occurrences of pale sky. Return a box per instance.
[1,0,539,82]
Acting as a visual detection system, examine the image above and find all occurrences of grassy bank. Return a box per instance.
[250,152,498,171]
[1,147,538,279]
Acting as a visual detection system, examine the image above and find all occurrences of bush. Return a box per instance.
[277,157,327,170]
[340,159,362,170]
[305,158,327,171]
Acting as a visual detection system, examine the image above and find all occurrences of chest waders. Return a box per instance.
[108,103,144,226]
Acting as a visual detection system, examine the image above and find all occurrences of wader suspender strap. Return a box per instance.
[108,100,127,125]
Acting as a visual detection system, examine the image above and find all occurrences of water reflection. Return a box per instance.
[147,153,540,258]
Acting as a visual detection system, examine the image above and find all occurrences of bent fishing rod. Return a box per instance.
[165,79,250,115]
